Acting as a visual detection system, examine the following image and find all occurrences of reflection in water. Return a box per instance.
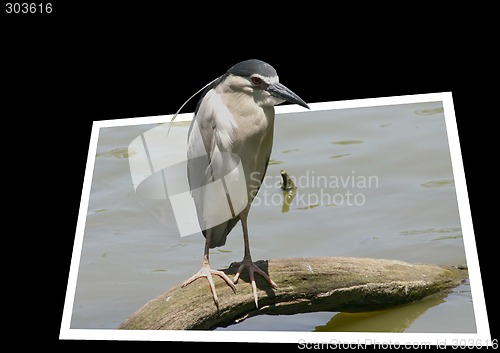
[280,170,297,213]
[314,293,447,332]
[216,281,474,332]
[281,189,297,213]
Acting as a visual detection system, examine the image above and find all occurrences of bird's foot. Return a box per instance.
[181,263,236,312]
[231,259,277,308]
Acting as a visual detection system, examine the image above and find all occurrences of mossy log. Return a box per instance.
[119,257,467,330]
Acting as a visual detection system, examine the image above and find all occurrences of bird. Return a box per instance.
[181,59,309,310]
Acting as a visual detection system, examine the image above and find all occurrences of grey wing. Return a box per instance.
[187,102,215,192]
[186,74,233,190]
[187,88,240,248]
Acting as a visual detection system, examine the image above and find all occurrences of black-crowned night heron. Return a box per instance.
[181,59,309,310]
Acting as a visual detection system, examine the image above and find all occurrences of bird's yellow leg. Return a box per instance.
[181,232,236,312]
[232,259,278,308]
[232,210,277,308]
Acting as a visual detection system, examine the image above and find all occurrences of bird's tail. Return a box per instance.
[203,217,240,249]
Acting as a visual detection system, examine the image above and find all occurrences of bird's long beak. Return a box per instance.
[267,82,310,109]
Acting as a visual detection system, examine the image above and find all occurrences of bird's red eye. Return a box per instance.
[251,76,262,85]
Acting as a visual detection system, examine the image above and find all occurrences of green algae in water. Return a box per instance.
[96,147,136,159]
[400,227,461,236]
[420,179,455,188]
[330,153,351,159]
[331,140,364,145]
[281,148,300,154]
[414,107,444,115]
[295,203,321,210]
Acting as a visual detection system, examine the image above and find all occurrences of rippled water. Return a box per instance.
[70,100,475,332]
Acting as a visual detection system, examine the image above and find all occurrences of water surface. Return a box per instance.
[70,101,474,332]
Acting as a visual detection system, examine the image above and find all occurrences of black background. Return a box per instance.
[2,1,495,349]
